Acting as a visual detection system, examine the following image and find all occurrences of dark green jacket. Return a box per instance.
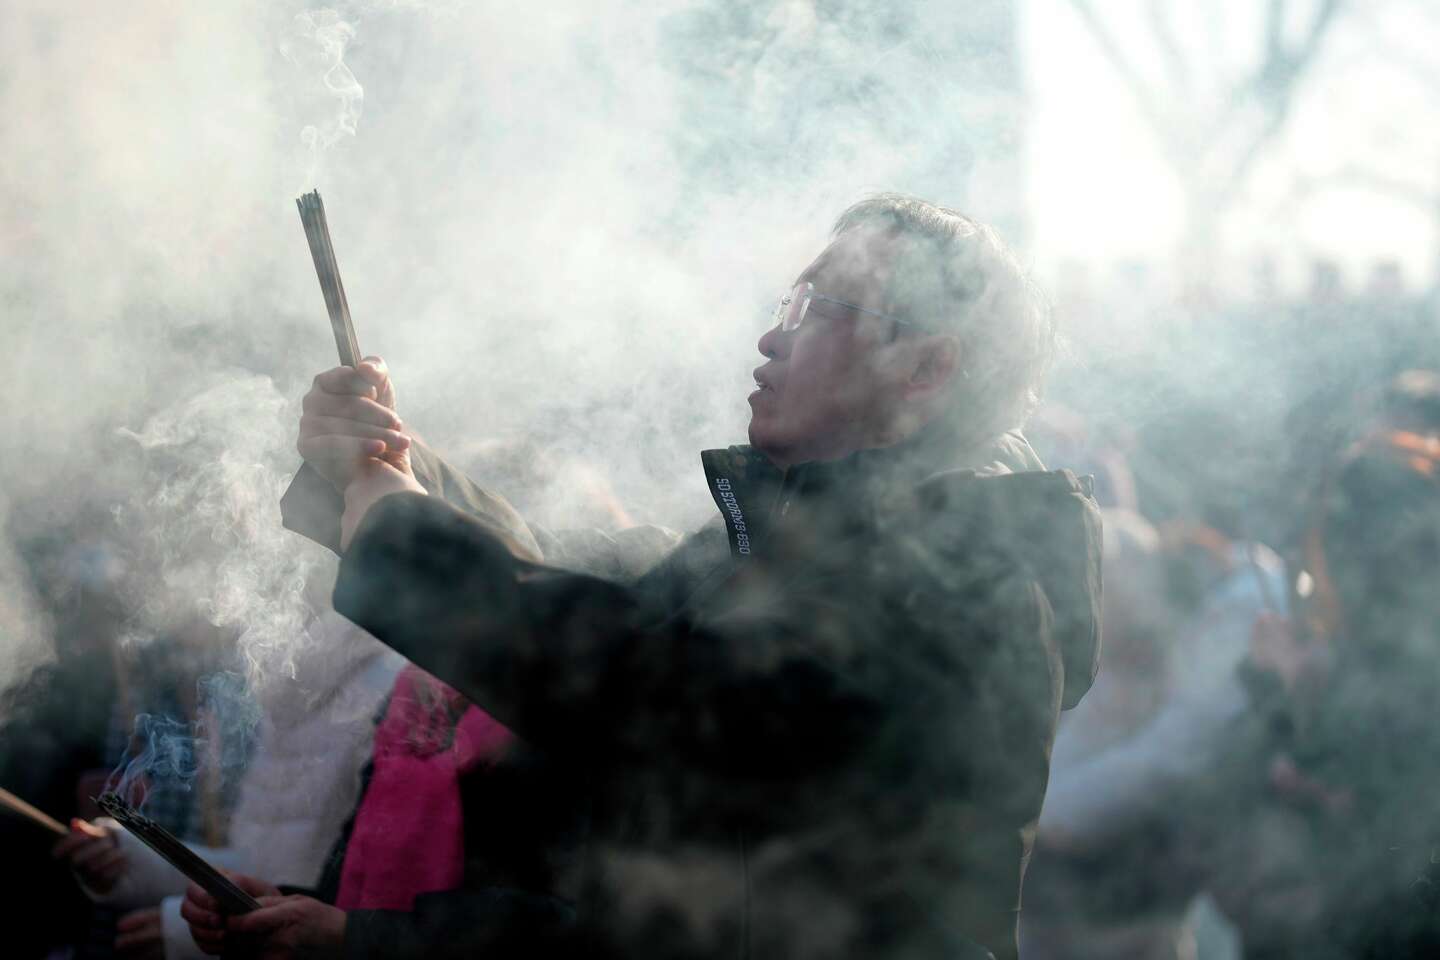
[282,430,1101,960]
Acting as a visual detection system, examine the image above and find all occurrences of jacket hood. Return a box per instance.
[921,466,1103,710]
[932,430,1102,709]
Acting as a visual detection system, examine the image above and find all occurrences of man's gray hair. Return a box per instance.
[832,193,1054,447]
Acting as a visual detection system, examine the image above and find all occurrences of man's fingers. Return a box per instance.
[69,840,107,865]
[301,391,401,428]
[93,849,128,881]
[188,881,220,911]
[71,838,120,868]
[53,819,108,859]
[300,416,409,449]
[224,872,283,898]
[298,435,388,463]
[359,355,398,408]
[51,834,93,859]
[113,911,161,950]
[227,902,289,936]
[97,857,128,880]
[358,355,388,385]
[181,897,222,929]
[312,366,378,400]
[113,932,151,951]
[190,930,226,956]
[183,883,222,924]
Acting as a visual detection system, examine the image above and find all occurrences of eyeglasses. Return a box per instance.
[772,281,929,334]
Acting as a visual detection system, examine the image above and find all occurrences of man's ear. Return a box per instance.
[903,334,961,403]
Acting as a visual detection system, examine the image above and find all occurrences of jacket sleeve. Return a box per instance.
[280,442,680,578]
[281,441,544,561]
[342,888,575,960]
[332,492,891,778]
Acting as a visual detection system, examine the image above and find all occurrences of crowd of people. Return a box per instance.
[1023,257,1440,959]
[2,195,1439,960]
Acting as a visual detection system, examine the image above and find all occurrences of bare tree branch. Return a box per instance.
[1146,0,1189,97]
[1211,0,1347,207]
[1212,0,1342,135]
[1066,0,1181,163]
[1073,0,1350,257]
[1265,0,1285,70]
[1203,0,1228,86]
[1300,0,1345,63]
[1329,164,1435,209]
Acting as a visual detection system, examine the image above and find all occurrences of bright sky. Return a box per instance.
[1021,0,1440,292]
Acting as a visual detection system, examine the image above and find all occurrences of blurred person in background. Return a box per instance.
[51,607,252,960]
[0,515,244,960]
[1021,397,1307,960]
[1021,499,1282,960]
[182,657,585,960]
[0,524,130,959]
[1217,369,1440,959]
[182,455,639,960]
[1020,508,1187,960]
[274,194,1102,960]
[57,606,401,960]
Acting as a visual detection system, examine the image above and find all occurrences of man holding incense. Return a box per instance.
[247,194,1102,960]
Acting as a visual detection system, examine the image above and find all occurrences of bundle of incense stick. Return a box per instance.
[0,786,67,837]
[296,190,361,368]
[96,792,259,914]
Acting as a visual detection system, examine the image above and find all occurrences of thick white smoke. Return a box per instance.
[281,8,365,184]
[114,373,325,689]
[0,0,1023,781]
[0,503,53,704]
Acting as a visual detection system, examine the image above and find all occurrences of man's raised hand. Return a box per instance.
[298,356,412,490]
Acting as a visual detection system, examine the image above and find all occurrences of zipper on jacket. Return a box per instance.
[738,825,752,960]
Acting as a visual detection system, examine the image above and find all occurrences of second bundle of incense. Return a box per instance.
[97,793,259,914]
[0,786,67,836]
[296,190,361,368]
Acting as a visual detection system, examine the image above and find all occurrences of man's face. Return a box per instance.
[748,228,915,466]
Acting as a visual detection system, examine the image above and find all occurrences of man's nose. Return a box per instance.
[757,322,789,360]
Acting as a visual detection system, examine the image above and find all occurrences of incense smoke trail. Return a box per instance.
[106,673,260,813]
[102,375,324,808]
[116,374,327,691]
[281,8,365,185]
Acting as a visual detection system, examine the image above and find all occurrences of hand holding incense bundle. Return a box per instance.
[296,190,362,368]
[0,786,67,836]
[96,792,259,914]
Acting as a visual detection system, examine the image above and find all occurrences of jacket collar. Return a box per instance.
[700,427,1043,559]
[701,446,783,559]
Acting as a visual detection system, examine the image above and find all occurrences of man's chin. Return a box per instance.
[746,417,768,451]
[747,418,791,466]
